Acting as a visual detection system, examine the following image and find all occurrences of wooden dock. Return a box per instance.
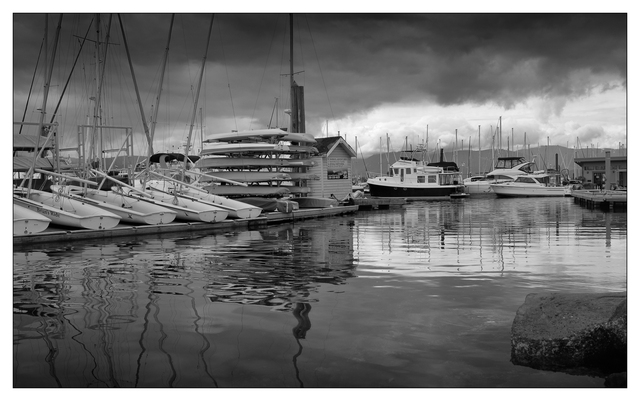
[571,190,627,211]
[348,197,406,210]
[13,205,359,247]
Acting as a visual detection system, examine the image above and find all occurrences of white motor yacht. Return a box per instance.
[490,173,571,197]
[463,157,536,194]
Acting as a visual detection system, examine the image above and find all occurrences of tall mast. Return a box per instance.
[27,14,62,195]
[88,14,113,171]
[118,13,153,156]
[183,14,215,174]
[379,137,382,176]
[150,14,175,158]
[478,125,481,174]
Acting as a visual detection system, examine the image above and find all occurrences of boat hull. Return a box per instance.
[64,186,177,225]
[204,128,316,144]
[203,185,291,197]
[145,180,262,219]
[142,190,229,222]
[201,144,317,156]
[195,157,315,169]
[367,182,462,198]
[13,203,51,235]
[463,179,513,194]
[295,197,339,208]
[14,192,121,230]
[490,184,571,197]
[199,171,292,182]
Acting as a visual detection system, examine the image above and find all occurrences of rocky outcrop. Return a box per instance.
[511,292,626,380]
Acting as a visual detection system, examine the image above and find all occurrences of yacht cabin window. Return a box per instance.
[515,177,536,184]
[428,175,437,183]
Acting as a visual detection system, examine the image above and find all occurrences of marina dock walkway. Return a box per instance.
[571,190,627,211]
[14,205,359,246]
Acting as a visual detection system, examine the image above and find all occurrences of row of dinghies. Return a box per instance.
[13,128,344,237]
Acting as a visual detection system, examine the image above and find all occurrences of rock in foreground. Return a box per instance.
[511,292,626,378]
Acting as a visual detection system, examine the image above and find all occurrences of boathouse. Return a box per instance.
[308,136,357,200]
[574,153,627,188]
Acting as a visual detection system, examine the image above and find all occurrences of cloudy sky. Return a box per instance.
[11,8,628,159]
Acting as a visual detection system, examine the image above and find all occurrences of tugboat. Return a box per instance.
[367,149,464,199]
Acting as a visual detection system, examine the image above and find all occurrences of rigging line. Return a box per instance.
[217,22,237,131]
[117,13,152,154]
[358,141,369,177]
[19,38,44,134]
[49,17,94,125]
[304,15,334,121]
[249,15,282,131]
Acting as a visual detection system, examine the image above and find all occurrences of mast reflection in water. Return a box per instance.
[14,197,626,387]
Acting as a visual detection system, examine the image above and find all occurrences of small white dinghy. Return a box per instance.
[203,128,316,144]
[59,185,178,225]
[147,179,262,219]
[123,184,228,223]
[13,202,51,235]
[14,187,121,230]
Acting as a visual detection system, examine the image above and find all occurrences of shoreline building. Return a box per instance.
[308,136,357,200]
[574,152,627,188]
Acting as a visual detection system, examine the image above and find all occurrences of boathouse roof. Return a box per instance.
[314,136,357,158]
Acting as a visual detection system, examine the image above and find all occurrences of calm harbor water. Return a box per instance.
[13,197,626,388]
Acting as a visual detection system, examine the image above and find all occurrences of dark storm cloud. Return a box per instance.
[13,13,626,138]
[298,13,627,110]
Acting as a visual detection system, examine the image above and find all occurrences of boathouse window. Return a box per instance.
[427,175,436,183]
[417,176,425,183]
[327,168,348,180]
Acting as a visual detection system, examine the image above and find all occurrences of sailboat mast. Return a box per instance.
[27,14,62,195]
[379,137,382,177]
[88,14,114,172]
[183,14,215,174]
[118,13,153,156]
[150,14,175,158]
[478,125,480,174]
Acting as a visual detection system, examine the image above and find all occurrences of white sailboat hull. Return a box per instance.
[14,189,121,230]
[199,171,292,182]
[203,184,291,197]
[204,128,316,144]
[201,143,317,155]
[146,180,261,219]
[13,202,51,235]
[195,157,315,169]
[62,186,178,225]
[134,186,228,222]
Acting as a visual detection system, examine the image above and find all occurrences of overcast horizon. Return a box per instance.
[12,12,627,158]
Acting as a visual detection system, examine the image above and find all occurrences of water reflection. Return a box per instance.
[13,223,357,388]
[353,198,625,281]
[14,197,626,388]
